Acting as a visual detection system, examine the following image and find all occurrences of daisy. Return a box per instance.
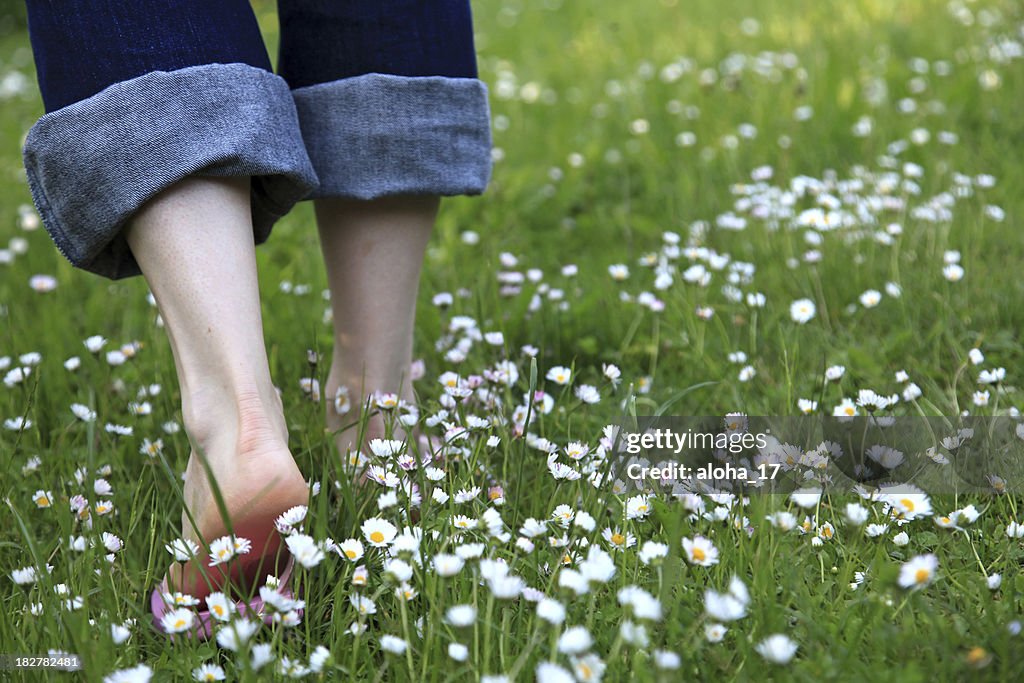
[682,536,719,566]
[205,592,234,622]
[602,527,636,550]
[639,541,670,565]
[898,553,938,589]
[380,635,407,654]
[285,534,325,569]
[546,366,572,385]
[192,664,225,682]
[361,518,397,547]
[557,626,593,655]
[32,490,53,508]
[859,289,882,308]
[626,495,652,519]
[703,578,749,622]
[705,623,728,642]
[159,607,194,634]
[165,538,200,562]
[102,665,153,683]
[452,515,478,531]
[208,536,239,566]
[445,604,477,627]
[433,553,465,577]
[536,663,575,683]
[756,634,798,664]
[833,398,858,418]
[338,539,364,562]
[789,298,816,324]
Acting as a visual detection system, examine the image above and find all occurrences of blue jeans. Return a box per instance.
[22,1,491,279]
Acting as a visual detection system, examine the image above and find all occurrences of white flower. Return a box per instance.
[251,643,274,670]
[943,264,965,282]
[987,574,1002,590]
[845,503,869,525]
[608,264,630,281]
[205,592,234,622]
[682,536,719,566]
[546,366,572,385]
[639,541,669,565]
[159,608,194,634]
[557,625,592,654]
[536,662,575,683]
[216,618,259,651]
[165,538,200,562]
[103,664,153,683]
[309,646,331,673]
[537,598,566,625]
[898,553,938,589]
[433,553,465,577]
[653,650,681,670]
[192,663,225,681]
[285,534,326,568]
[968,348,984,365]
[825,365,846,381]
[379,635,408,654]
[445,604,477,627]
[705,622,728,642]
[207,536,240,566]
[704,576,749,622]
[448,643,469,661]
[790,488,821,509]
[789,298,816,324]
[574,384,600,404]
[84,336,107,353]
[859,289,882,308]
[893,531,910,546]
[71,403,97,422]
[361,518,398,547]
[755,634,798,664]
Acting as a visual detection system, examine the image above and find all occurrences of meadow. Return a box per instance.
[1,0,1023,680]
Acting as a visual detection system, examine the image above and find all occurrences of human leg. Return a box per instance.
[22,1,319,602]
[276,0,492,459]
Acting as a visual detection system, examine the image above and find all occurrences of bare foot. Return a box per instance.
[167,393,309,600]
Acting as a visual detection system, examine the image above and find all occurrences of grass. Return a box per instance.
[1,0,1023,680]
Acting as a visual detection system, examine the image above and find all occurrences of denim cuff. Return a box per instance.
[23,63,319,280]
[291,73,492,200]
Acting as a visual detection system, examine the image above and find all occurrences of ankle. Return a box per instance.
[181,383,288,458]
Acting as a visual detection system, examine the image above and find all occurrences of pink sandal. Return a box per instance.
[150,555,297,639]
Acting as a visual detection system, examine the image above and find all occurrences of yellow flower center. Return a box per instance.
[692,547,706,562]
[915,568,930,584]
[370,531,385,544]
[611,533,626,546]
[213,605,223,616]
[36,497,49,506]
[900,498,915,512]
[844,406,855,416]
[345,549,358,559]
[173,619,186,629]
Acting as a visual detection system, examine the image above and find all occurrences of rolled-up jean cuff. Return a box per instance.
[22,63,319,280]
[292,73,492,200]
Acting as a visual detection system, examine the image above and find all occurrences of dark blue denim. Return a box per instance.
[26,0,273,112]
[276,0,478,89]
[22,0,491,280]
[26,0,480,112]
